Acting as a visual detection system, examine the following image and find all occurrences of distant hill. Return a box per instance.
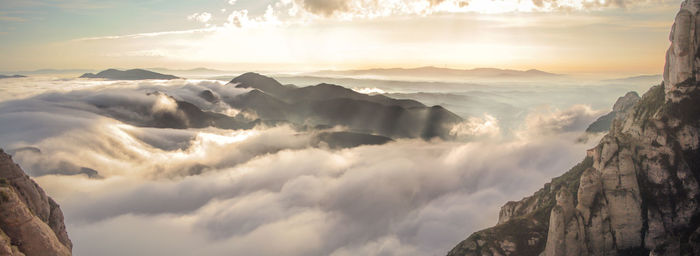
[310,66,560,78]
[0,74,26,79]
[80,69,180,80]
[603,74,662,84]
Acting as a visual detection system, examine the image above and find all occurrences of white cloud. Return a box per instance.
[352,87,386,94]
[188,12,213,23]
[222,0,677,27]
[520,104,603,137]
[182,0,675,30]
[449,114,501,140]
[0,78,607,256]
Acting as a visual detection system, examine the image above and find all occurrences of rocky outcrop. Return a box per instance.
[585,92,640,133]
[0,149,72,255]
[449,2,700,255]
[448,159,592,256]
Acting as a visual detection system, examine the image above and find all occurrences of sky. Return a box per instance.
[0,0,682,75]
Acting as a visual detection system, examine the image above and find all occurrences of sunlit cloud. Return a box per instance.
[188,12,213,24]
[449,114,501,140]
[352,87,386,94]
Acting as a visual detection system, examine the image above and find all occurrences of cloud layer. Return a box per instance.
[0,77,617,256]
[208,0,678,29]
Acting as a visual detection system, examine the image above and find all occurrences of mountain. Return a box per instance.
[0,149,72,255]
[0,75,26,79]
[80,69,180,80]
[310,66,560,78]
[228,72,463,139]
[448,3,700,256]
[585,91,640,133]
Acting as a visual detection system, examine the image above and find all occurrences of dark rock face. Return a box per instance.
[448,2,700,256]
[586,92,640,133]
[80,69,179,80]
[0,149,72,255]
[227,72,462,140]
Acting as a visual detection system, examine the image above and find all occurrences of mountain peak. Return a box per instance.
[229,72,291,97]
[664,0,700,102]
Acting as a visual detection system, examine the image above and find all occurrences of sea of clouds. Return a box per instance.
[0,75,656,255]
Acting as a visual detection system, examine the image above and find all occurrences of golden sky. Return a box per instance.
[0,0,681,75]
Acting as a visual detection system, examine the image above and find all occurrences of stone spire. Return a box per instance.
[664,0,700,102]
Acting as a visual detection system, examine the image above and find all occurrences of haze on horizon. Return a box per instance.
[0,0,681,76]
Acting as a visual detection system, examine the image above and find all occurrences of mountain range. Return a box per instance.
[310,66,560,78]
[76,71,463,148]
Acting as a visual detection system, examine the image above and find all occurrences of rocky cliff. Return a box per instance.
[0,149,72,256]
[585,92,640,133]
[448,2,700,255]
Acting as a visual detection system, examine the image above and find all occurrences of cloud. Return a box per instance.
[520,104,603,137]
[352,87,386,94]
[248,0,676,25]
[51,134,595,256]
[174,0,676,30]
[449,114,501,140]
[0,14,27,22]
[1,78,610,256]
[224,5,282,28]
[188,12,213,23]
[295,0,350,17]
[73,27,217,41]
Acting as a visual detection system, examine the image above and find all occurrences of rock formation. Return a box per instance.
[585,92,640,133]
[448,2,700,255]
[0,149,72,255]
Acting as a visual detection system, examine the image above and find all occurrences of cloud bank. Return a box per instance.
[0,78,609,256]
[203,0,678,29]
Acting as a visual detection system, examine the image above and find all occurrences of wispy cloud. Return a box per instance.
[2,0,115,10]
[0,15,27,22]
[72,27,218,42]
[188,12,213,24]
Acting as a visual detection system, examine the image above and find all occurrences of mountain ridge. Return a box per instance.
[310,66,560,78]
[227,72,463,140]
